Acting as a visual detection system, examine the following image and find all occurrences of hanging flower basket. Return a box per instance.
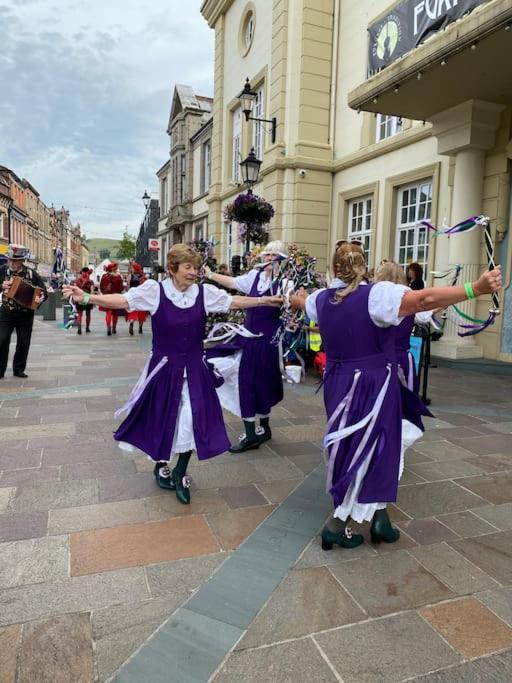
[223,193,274,246]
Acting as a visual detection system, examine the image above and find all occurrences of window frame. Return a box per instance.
[347,195,373,264]
[252,87,264,160]
[232,108,242,183]
[376,114,403,142]
[394,179,433,274]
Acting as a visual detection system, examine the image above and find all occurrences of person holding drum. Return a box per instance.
[0,244,47,379]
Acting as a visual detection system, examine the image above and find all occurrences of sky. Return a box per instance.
[0,0,214,240]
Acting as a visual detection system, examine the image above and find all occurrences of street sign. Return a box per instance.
[148,238,160,251]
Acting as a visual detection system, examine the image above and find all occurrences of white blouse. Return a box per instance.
[124,278,232,316]
[305,279,410,328]
[234,267,292,296]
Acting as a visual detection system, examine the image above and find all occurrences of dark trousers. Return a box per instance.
[0,307,34,377]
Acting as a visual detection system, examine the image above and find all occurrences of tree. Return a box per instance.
[99,248,111,260]
[116,231,136,260]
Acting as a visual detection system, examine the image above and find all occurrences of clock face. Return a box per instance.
[375,19,400,60]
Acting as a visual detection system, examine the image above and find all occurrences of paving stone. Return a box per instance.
[0,449,41,470]
[413,650,512,682]
[70,515,220,576]
[407,459,483,481]
[478,587,512,627]
[398,518,460,545]
[42,443,118,466]
[60,459,136,480]
[294,535,376,568]
[266,440,322,458]
[277,424,326,442]
[481,421,512,433]
[17,612,94,683]
[0,510,48,542]
[410,542,499,594]
[456,472,512,504]
[421,597,512,659]
[238,566,365,649]
[436,510,498,537]
[215,638,338,683]
[423,417,457,430]
[419,426,487,442]
[186,460,265,489]
[250,454,304,482]
[40,388,112,399]
[284,451,323,474]
[0,567,149,626]
[0,467,60,487]
[450,531,512,584]
[0,487,16,512]
[219,484,269,509]
[452,433,512,455]
[145,552,227,598]
[8,479,98,513]
[93,597,178,682]
[412,440,478,461]
[434,412,488,427]
[206,506,276,550]
[48,499,147,534]
[255,478,302,503]
[464,452,512,474]
[330,550,453,617]
[472,502,512,530]
[0,624,21,683]
[314,610,460,682]
[0,423,75,442]
[144,489,228,521]
[98,473,163,503]
[0,535,68,589]
[397,480,486,518]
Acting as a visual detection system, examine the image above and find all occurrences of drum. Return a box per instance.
[3,276,42,311]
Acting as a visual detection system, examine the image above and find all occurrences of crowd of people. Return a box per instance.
[0,238,501,550]
[59,239,501,552]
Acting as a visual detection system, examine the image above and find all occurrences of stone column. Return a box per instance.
[431,100,504,359]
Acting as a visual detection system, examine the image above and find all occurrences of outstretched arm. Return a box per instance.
[230,295,282,310]
[63,284,129,310]
[204,266,236,291]
[399,267,502,317]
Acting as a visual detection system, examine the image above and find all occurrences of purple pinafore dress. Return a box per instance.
[114,284,230,462]
[237,270,283,417]
[317,285,403,507]
[395,315,418,393]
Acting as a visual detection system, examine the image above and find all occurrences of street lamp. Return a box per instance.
[142,190,150,210]
[237,77,277,144]
[240,147,262,194]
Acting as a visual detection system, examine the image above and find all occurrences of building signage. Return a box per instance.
[148,238,160,251]
[368,0,488,73]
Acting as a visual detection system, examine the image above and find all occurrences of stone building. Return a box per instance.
[156,85,213,267]
[200,0,512,363]
[0,173,11,256]
[135,198,160,269]
[0,167,28,249]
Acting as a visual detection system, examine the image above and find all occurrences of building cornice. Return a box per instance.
[200,0,235,27]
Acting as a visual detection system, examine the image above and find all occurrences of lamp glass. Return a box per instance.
[240,148,261,185]
[238,78,257,117]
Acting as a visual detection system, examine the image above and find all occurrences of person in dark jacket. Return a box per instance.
[0,244,47,378]
[407,262,425,290]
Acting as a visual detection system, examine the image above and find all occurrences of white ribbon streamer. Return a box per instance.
[205,322,263,345]
[114,353,168,418]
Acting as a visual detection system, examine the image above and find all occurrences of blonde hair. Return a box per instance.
[332,242,368,303]
[167,244,202,273]
[374,260,407,285]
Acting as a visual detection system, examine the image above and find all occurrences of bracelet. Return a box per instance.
[464,282,476,300]
[82,292,91,305]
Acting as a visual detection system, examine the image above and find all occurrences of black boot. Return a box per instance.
[258,416,272,443]
[321,516,364,550]
[171,451,193,504]
[107,326,112,336]
[138,325,143,334]
[112,327,117,334]
[129,322,134,336]
[229,420,261,453]
[153,461,175,490]
[370,508,400,544]
[86,327,91,333]
[77,325,82,335]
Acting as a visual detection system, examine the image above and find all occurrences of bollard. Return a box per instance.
[44,292,57,321]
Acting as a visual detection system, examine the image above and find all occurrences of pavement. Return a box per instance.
[0,310,512,682]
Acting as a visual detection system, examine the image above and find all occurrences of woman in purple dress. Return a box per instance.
[63,244,281,505]
[292,243,501,551]
[205,240,287,453]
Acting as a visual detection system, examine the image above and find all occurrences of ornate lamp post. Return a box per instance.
[238,78,277,144]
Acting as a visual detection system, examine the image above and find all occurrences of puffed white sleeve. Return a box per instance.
[233,269,258,295]
[203,284,233,313]
[415,310,434,324]
[124,279,160,315]
[369,281,410,328]
[304,289,325,324]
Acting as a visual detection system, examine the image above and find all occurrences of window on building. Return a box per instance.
[161,236,167,267]
[376,114,403,142]
[252,88,265,160]
[161,178,167,216]
[200,141,211,195]
[180,155,186,203]
[232,108,242,183]
[395,180,432,273]
[194,221,204,241]
[172,158,178,205]
[347,196,373,263]
[0,214,6,239]
[245,14,254,49]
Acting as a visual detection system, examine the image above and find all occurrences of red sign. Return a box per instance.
[148,239,160,251]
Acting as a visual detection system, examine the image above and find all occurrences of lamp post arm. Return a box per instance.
[247,116,277,144]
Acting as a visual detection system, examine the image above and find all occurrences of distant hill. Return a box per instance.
[86,238,121,258]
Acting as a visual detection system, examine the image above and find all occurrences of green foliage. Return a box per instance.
[116,231,136,260]
[86,238,120,255]
[98,248,111,259]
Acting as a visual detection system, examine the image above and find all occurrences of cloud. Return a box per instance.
[0,0,213,239]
